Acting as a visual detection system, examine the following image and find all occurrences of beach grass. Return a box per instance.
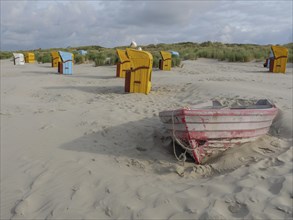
[1,42,292,66]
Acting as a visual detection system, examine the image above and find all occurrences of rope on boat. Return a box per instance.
[171,110,187,166]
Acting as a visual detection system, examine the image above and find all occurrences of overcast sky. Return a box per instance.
[1,0,292,51]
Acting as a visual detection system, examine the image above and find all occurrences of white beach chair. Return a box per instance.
[13,53,25,65]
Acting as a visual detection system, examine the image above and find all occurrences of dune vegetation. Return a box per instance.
[1,42,292,67]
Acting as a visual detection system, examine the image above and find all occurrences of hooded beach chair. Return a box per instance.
[58,51,73,75]
[125,48,153,95]
[269,46,288,73]
[116,49,131,78]
[159,51,172,71]
[13,53,25,65]
[170,51,179,57]
[24,52,35,63]
[51,51,61,68]
[78,50,87,55]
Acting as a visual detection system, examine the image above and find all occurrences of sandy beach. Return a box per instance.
[1,58,292,219]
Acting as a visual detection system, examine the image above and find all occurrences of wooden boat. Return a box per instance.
[159,99,278,164]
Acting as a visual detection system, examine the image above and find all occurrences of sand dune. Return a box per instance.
[1,58,292,219]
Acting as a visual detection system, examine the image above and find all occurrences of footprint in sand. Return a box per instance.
[227,201,249,218]
[199,209,225,220]
[11,198,29,217]
[40,124,54,130]
[268,176,285,195]
[101,126,109,136]
[258,157,285,171]
[11,169,49,217]
[70,184,80,200]
[34,109,44,114]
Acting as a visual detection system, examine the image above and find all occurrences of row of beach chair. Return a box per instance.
[12,45,288,95]
[13,52,35,65]
[13,51,74,75]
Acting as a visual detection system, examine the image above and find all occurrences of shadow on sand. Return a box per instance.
[46,85,125,94]
[70,75,118,80]
[38,65,54,68]
[59,117,191,173]
[22,70,58,75]
[246,70,273,74]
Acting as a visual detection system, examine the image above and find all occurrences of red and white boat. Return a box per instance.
[159,99,278,164]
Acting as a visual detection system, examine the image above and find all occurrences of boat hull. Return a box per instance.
[159,103,278,164]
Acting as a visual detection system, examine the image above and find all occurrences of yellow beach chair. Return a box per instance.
[269,46,288,73]
[24,52,35,63]
[50,51,61,68]
[116,49,131,78]
[125,48,153,95]
[159,51,172,71]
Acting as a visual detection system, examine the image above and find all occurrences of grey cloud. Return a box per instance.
[0,1,292,51]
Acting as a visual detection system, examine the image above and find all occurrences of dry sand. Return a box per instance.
[1,58,292,219]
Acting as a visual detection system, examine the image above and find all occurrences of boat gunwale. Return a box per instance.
[161,119,277,125]
[159,106,278,117]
